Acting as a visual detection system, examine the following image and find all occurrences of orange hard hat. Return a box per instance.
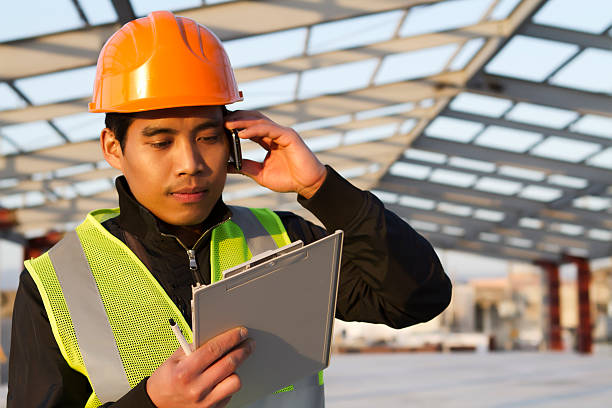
[89,10,243,113]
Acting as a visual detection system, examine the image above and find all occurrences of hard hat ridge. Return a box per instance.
[89,10,243,113]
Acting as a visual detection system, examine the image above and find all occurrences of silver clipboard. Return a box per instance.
[191,230,343,407]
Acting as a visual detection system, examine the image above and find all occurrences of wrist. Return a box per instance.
[297,166,327,199]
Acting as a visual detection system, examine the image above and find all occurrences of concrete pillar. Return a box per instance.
[536,261,562,351]
[565,255,592,354]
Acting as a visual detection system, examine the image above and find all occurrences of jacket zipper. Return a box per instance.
[161,217,232,285]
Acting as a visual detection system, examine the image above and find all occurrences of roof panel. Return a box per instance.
[448,156,496,173]
[425,116,484,142]
[389,162,431,179]
[586,148,612,169]
[474,177,523,195]
[225,28,307,69]
[292,115,351,133]
[77,0,118,25]
[474,126,542,152]
[374,43,459,85]
[429,169,477,187]
[0,0,83,42]
[399,0,494,37]
[505,102,578,129]
[549,48,612,94]
[498,165,545,181]
[298,59,378,100]
[438,201,473,217]
[570,114,612,139]
[519,217,543,229]
[588,229,612,241]
[449,38,486,71]
[0,83,27,111]
[52,112,105,142]
[1,121,65,152]
[533,0,612,34]
[307,10,403,55]
[530,136,601,163]
[404,149,447,164]
[398,195,436,210]
[1,138,19,155]
[548,174,588,189]
[474,208,505,222]
[343,123,398,145]
[129,0,202,17]
[518,185,563,202]
[484,35,579,81]
[489,0,522,20]
[449,92,513,117]
[355,102,415,121]
[14,66,96,105]
[573,196,611,211]
[233,73,298,110]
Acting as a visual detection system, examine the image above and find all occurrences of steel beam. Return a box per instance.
[378,175,612,230]
[442,110,612,147]
[412,137,612,185]
[387,202,612,252]
[467,73,612,116]
[422,230,558,263]
[521,23,612,52]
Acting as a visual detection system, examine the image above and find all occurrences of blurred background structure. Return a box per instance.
[1,0,611,406]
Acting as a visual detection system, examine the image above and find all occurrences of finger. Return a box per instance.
[184,327,248,376]
[225,110,266,124]
[237,159,264,183]
[195,339,254,395]
[212,396,233,408]
[202,374,242,407]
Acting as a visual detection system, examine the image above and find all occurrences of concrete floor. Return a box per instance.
[324,352,612,408]
[1,352,610,407]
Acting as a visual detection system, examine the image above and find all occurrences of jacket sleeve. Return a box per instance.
[280,166,452,329]
[8,270,157,408]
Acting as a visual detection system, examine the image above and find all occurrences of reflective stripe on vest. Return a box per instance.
[26,206,324,407]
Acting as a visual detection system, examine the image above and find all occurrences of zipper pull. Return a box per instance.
[187,249,200,283]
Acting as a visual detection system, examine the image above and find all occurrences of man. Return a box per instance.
[8,10,451,408]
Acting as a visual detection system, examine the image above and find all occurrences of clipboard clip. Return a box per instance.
[222,240,304,280]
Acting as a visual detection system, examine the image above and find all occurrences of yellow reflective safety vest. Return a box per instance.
[25,206,324,407]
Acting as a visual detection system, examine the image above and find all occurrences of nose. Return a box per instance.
[174,138,207,176]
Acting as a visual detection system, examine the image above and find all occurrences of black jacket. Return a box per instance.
[8,167,451,407]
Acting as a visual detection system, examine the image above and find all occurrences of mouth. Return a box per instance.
[170,187,209,203]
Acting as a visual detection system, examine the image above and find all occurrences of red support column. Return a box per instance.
[0,209,17,230]
[24,231,64,261]
[535,260,563,351]
[565,255,592,354]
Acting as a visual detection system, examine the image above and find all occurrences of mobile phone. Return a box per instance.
[227,128,242,171]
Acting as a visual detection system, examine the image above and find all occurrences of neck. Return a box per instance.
[159,222,205,248]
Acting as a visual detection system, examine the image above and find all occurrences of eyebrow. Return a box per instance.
[141,126,178,137]
[189,120,222,138]
[140,120,221,138]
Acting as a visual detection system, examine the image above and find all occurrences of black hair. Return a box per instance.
[105,113,134,150]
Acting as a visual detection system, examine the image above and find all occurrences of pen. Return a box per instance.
[169,318,192,355]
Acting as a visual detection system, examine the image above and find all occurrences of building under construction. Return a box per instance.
[0,0,611,406]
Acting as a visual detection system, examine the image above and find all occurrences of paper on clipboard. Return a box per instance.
[191,230,343,408]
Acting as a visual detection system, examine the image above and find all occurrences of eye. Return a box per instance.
[149,140,171,149]
[197,134,220,144]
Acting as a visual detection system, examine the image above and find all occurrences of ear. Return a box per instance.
[100,128,123,171]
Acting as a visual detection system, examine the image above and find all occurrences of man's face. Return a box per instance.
[106,106,229,226]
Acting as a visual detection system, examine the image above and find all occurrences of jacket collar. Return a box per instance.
[114,176,231,246]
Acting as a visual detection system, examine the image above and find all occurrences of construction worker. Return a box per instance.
[8,11,451,408]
